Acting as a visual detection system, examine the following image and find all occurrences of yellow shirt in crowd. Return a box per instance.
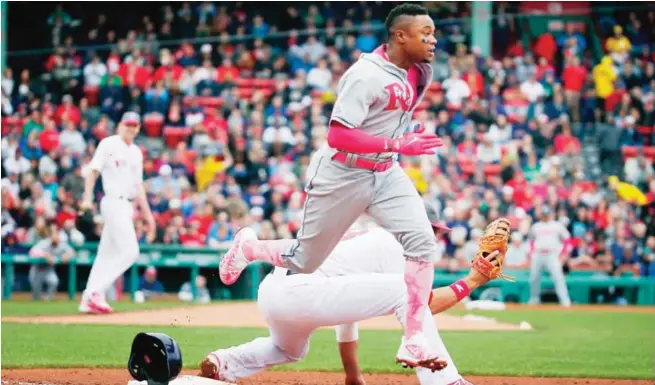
[592,56,617,99]
[195,156,225,192]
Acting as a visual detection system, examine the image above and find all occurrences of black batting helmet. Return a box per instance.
[128,333,183,385]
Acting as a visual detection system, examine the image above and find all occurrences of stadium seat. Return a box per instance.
[643,146,655,161]
[143,113,165,137]
[163,126,191,148]
[235,78,255,88]
[483,164,502,176]
[637,126,653,136]
[621,145,639,160]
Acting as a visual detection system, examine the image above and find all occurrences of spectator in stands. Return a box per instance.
[137,266,165,300]
[442,70,470,108]
[605,25,632,68]
[593,56,618,111]
[28,222,74,301]
[178,275,211,303]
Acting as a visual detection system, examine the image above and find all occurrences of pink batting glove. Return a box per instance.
[386,132,443,156]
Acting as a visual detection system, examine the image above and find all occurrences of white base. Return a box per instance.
[128,375,235,385]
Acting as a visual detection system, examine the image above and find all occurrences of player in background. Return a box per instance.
[202,203,490,385]
[220,4,445,369]
[527,206,572,306]
[78,112,155,314]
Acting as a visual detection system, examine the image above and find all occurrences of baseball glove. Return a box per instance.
[472,218,515,282]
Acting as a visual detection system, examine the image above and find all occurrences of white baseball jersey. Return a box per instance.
[210,226,462,385]
[529,220,570,255]
[89,135,143,199]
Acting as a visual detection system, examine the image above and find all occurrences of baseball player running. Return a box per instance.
[78,111,155,314]
[220,4,444,369]
[527,207,572,306]
[204,204,494,385]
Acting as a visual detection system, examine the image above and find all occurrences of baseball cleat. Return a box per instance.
[396,333,447,372]
[219,227,258,285]
[79,292,113,314]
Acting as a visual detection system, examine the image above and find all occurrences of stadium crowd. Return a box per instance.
[2,3,655,299]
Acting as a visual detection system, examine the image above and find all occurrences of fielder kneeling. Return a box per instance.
[200,205,499,385]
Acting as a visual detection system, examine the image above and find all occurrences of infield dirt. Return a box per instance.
[2,368,652,385]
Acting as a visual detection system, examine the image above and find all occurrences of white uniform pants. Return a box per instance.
[84,197,139,297]
[211,270,462,385]
[529,252,571,306]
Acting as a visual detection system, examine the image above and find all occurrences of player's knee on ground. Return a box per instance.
[398,229,439,262]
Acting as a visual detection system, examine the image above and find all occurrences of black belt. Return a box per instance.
[118,196,134,202]
[268,268,296,277]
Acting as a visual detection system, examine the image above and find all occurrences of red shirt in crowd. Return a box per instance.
[462,70,484,98]
[187,214,214,236]
[203,113,228,143]
[54,104,81,126]
[56,208,77,228]
[562,64,587,92]
[216,64,240,83]
[39,127,60,153]
[153,64,183,83]
[179,228,206,246]
[119,63,152,89]
[533,33,557,63]
[605,90,626,112]
[554,132,581,154]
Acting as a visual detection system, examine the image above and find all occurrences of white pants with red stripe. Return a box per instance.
[83,197,139,299]
[209,269,463,385]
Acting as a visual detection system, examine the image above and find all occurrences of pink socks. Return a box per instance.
[404,259,434,338]
[241,239,294,267]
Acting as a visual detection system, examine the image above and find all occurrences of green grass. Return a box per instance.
[1,299,205,317]
[2,302,654,379]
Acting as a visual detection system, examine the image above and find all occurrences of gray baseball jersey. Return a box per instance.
[528,220,572,306]
[281,46,439,274]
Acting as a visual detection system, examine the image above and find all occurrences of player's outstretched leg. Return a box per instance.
[395,259,442,371]
[219,227,300,285]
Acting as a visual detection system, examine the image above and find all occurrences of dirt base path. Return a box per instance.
[2,303,528,331]
[2,368,649,385]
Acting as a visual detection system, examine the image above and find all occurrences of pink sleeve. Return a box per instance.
[326,122,389,154]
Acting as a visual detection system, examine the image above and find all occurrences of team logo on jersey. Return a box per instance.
[383,82,413,112]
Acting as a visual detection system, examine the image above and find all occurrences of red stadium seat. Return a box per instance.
[143,113,165,137]
[163,126,191,148]
[253,78,276,88]
[235,78,255,87]
[637,126,653,136]
[483,164,502,176]
[621,145,639,160]
[643,146,655,161]
[238,88,254,98]
[196,96,224,108]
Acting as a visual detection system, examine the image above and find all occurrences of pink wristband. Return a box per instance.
[449,280,471,301]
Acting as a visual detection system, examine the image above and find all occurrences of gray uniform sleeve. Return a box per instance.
[330,73,376,129]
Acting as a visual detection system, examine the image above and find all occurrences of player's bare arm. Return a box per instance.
[428,251,499,315]
[339,340,366,385]
[136,183,156,232]
[81,168,99,211]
